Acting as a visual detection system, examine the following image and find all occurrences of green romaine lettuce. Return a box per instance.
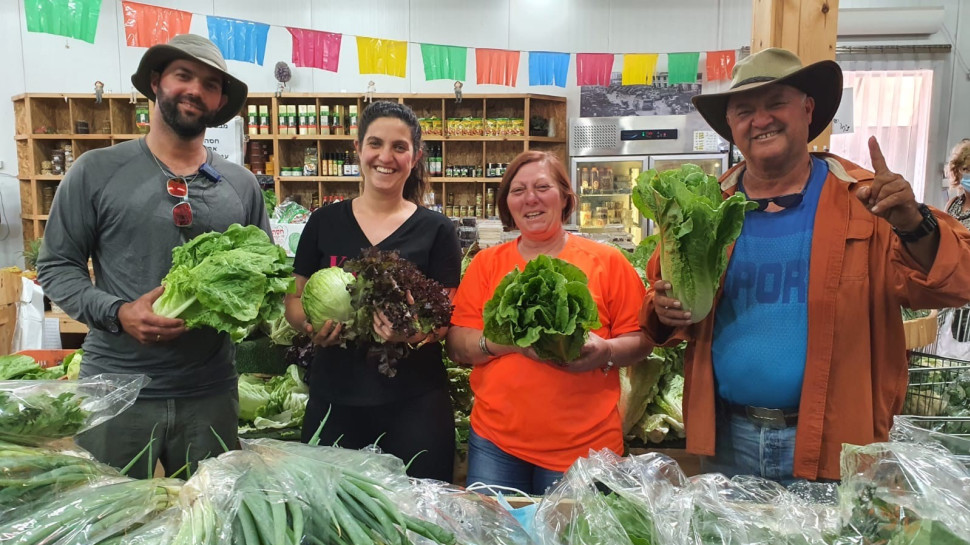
[483,254,601,363]
[633,164,756,323]
[152,224,295,342]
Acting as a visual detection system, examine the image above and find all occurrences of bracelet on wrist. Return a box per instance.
[601,343,616,375]
[479,335,495,357]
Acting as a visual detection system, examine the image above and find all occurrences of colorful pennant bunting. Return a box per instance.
[357,37,408,77]
[24,0,102,44]
[122,1,191,48]
[528,52,570,87]
[476,49,520,87]
[667,52,701,84]
[206,16,269,65]
[621,54,658,86]
[287,27,341,72]
[706,50,736,82]
[576,53,614,86]
[420,44,467,81]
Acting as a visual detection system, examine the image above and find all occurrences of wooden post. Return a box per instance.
[751,0,840,150]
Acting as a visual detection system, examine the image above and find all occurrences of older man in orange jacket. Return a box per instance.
[640,48,970,482]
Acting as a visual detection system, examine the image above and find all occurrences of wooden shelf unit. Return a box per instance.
[245,92,567,216]
[13,93,150,242]
[13,92,567,241]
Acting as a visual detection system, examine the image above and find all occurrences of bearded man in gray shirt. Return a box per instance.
[37,35,270,478]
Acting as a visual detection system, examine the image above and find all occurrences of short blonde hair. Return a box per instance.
[947,139,970,188]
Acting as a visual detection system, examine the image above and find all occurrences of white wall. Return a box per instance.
[0,0,966,266]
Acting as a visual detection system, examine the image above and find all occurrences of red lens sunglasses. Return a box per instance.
[166,178,193,227]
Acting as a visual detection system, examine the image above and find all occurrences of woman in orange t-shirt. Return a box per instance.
[447,151,652,494]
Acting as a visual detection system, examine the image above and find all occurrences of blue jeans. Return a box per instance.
[699,409,798,486]
[466,428,563,495]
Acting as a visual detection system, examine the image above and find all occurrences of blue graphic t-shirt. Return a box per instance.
[712,157,828,409]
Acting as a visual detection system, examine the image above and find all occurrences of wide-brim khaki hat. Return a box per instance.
[692,47,842,143]
[131,34,248,127]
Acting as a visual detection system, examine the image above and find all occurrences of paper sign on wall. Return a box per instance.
[693,130,719,152]
[204,117,244,165]
[832,88,854,134]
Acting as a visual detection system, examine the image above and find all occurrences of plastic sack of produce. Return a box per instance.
[0,476,181,545]
[0,439,121,521]
[890,414,970,466]
[535,449,690,545]
[685,473,841,544]
[241,438,458,544]
[837,441,970,544]
[408,478,537,545]
[0,373,149,445]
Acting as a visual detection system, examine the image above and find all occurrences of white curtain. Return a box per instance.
[829,69,935,202]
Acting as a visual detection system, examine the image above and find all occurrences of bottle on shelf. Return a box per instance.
[590,167,600,191]
[581,167,590,193]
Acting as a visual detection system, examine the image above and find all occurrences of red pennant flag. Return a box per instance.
[576,54,614,86]
[476,49,520,86]
[123,1,192,48]
[706,50,736,82]
[287,28,342,72]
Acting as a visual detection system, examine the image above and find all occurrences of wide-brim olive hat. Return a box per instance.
[131,34,248,127]
[691,47,842,143]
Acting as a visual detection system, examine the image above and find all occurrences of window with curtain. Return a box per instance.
[829,69,934,201]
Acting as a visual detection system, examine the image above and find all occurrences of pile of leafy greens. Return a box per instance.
[633,164,755,323]
[152,224,294,343]
[0,390,87,443]
[238,364,309,436]
[483,254,600,364]
[0,355,64,380]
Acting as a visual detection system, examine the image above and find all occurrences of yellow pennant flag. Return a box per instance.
[357,36,408,77]
[622,54,659,85]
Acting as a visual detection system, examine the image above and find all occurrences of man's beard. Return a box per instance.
[156,86,218,138]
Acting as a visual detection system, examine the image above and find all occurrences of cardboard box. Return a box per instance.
[287,105,298,134]
[348,105,358,136]
[306,104,318,135]
[270,221,307,257]
[247,105,258,135]
[278,106,288,135]
[258,105,270,134]
[332,105,345,136]
[320,105,331,135]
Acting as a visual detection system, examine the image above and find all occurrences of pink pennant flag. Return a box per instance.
[576,53,614,86]
[287,27,342,72]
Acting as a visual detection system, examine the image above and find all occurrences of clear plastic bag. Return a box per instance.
[685,473,841,545]
[535,449,690,545]
[409,478,538,545]
[838,441,970,544]
[891,414,970,464]
[0,439,121,521]
[0,373,149,445]
[0,477,181,545]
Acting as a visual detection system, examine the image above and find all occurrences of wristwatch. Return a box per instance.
[104,300,124,334]
[892,204,938,243]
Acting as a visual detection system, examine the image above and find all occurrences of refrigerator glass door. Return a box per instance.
[648,153,728,178]
[571,156,649,247]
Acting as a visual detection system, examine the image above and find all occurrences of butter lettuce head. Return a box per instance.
[483,254,600,363]
[632,164,756,323]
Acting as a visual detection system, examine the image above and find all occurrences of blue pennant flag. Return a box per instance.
[529,52,570,87]
[206,15,270,65]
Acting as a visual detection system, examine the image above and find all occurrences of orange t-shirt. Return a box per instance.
[451,235,647,472]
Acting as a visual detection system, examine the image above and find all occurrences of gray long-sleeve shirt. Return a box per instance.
[37,138,271,398]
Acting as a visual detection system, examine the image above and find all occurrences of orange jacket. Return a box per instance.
[640,154,970,480]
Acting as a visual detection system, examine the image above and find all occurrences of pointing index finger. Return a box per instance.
[868,135,890,175]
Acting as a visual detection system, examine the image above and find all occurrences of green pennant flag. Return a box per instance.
[667,52,701,85]
[24,0,102,44]
[421,44,467,81]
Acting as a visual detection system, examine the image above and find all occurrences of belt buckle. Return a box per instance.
[745,406,789,429]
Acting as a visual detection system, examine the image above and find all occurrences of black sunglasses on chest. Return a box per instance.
[738,170,811,212]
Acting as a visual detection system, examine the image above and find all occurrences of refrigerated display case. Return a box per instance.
[570,114,730,246]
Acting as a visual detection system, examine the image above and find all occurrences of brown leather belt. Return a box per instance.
[725,402,798,429]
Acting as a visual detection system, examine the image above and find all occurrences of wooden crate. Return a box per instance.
[0,271,23,355]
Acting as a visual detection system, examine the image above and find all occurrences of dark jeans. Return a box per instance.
[466,428,563,496]
[301,387,455,483]
[699,405,797,486]
[76,388,239,479]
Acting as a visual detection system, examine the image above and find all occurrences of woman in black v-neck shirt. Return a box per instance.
[285,102,461,481]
